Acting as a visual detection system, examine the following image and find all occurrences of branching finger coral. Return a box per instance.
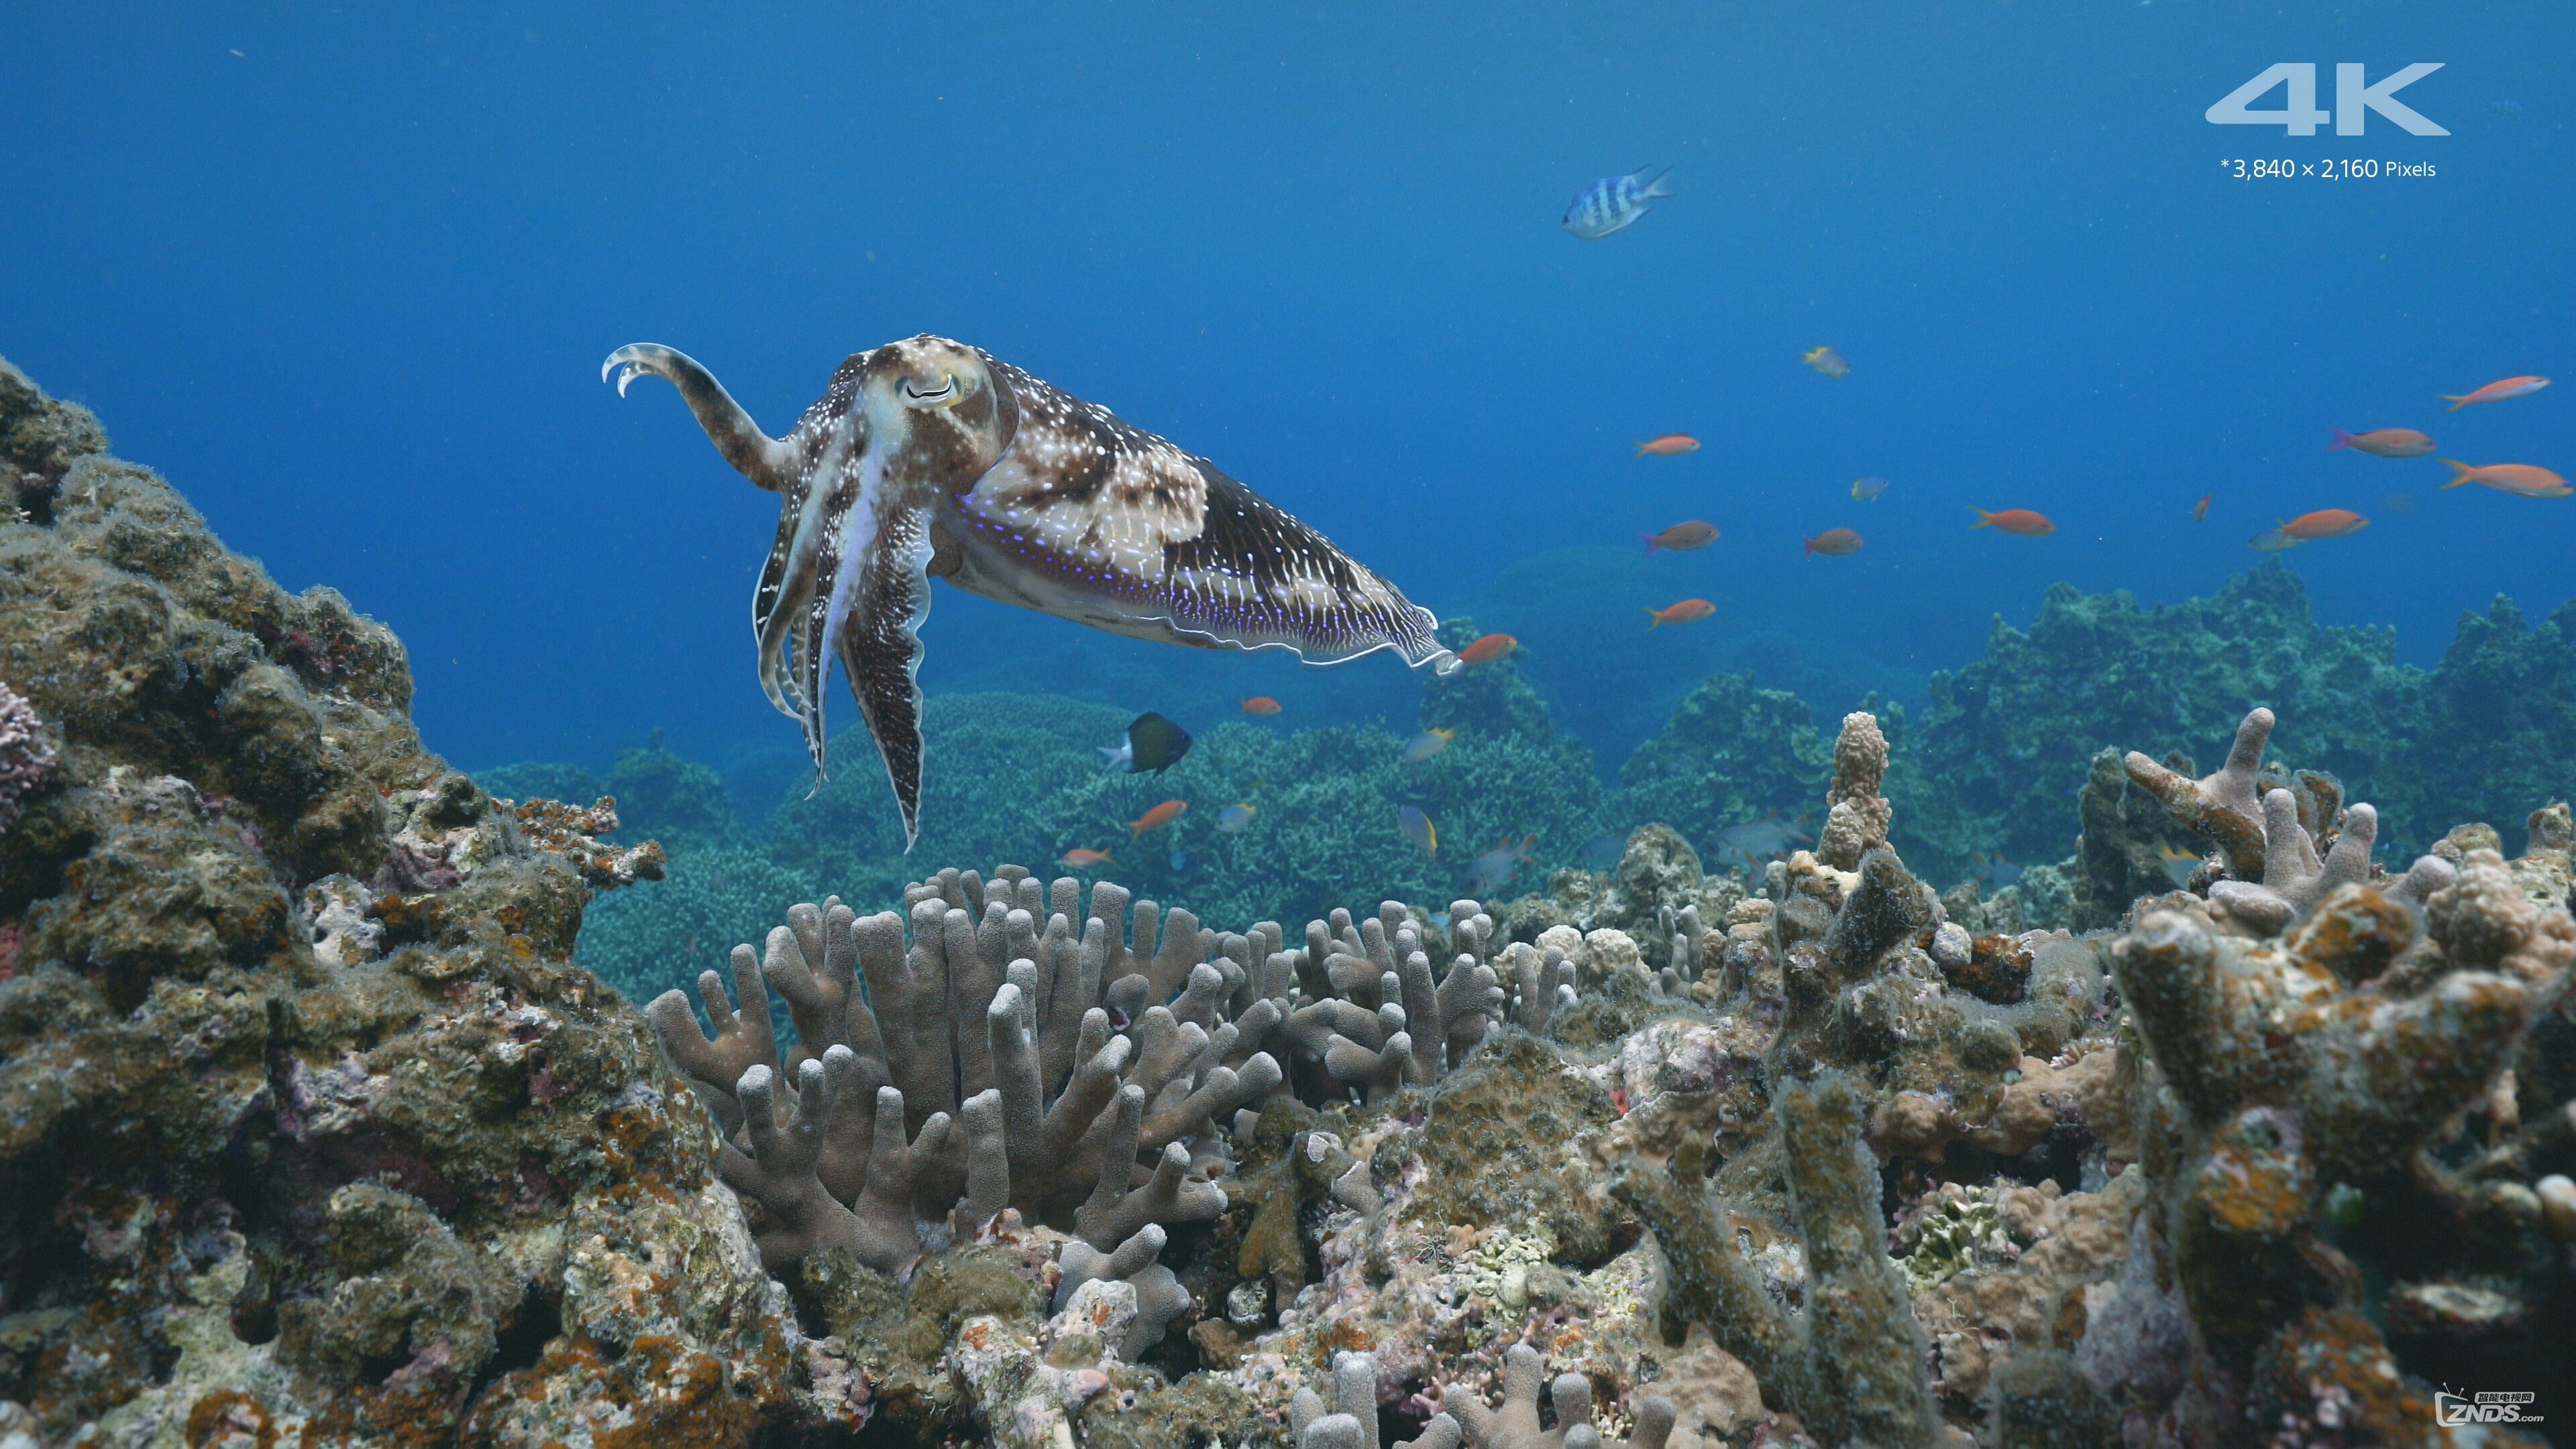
[1612,1073,1942,1448]
[1296,1350,1462,1449]
[2122,704,2274,877]
[650,869,1283,1285]
[1055,1222,1191,1359]
[2096,708,2576,1444]
[1281,900,1503,1102]
[1444,1343,1674,1449]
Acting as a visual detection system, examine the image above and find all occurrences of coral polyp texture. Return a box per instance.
[6,353,2573,1448]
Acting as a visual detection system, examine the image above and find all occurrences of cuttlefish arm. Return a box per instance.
[836,503,936,845]
[602,344,798,492]
[941,358,1458,674]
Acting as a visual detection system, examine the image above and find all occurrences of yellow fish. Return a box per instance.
[2157,844,2202,888]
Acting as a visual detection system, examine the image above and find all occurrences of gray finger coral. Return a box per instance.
[1278,900,1505,1103]
[1446,1343,1675,1449]
[648,873,1282,1289]
[1296,1350,1462,1449]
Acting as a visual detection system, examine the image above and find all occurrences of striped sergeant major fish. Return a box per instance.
[1562,166,1672,239]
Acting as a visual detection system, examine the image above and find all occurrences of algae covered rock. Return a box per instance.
[1403,1032,1627,1265]
[0,358,800,1446]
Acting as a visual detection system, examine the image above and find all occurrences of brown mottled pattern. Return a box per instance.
[951,358,1443,666]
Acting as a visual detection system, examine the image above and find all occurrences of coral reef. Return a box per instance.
[600,727,749,853]
[0,358,823,1444]
[12,350,2573,1447]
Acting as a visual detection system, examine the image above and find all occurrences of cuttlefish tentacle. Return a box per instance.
[607,334,1446,849]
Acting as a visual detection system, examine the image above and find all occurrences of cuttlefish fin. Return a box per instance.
[602,343,797,492]
[835,504,937,850]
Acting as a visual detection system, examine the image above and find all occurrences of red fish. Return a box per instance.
[1803,528,1863,557]
[1458,633,1519,666]
[2280,508,2369,541]
[2440,460,2571,499]
[2328,427,2436,458]
[1970,508,2055,537]
[1644,598,1717,629]
[1126,800,1187,835]
[1059,847,1115,868]
[1240,696,1283,716]
[2443,376,2549,411]
[2191,494,2211,522]
[1639,520,1720,553]
[1634,434,1700,457]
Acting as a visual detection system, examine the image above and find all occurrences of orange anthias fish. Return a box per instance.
[2192,494,2211,522]
[1635,434,1701,457]
[1639,520,1720,553]
[1059,847,1115,868]
[2280,508,2371,541]
[2442,376,2549,411]
[1645,598,1717,629]
[1803,528,1863,557]
[1126,800,1187,835]
[2441,460,2572,499]
[1240,696,1283,716]
[1970,508,2055,537]
[2328,427,2436,458]
[1457,633,1519,666]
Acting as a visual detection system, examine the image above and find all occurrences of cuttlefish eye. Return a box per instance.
[900,371,963,407]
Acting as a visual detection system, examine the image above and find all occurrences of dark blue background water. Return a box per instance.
[7,3,2567,798]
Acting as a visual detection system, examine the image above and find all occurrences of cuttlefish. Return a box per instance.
[604,337,1456,847]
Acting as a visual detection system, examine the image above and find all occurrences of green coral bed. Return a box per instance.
[556,560,2575,1015]
[7,355,2576,1449]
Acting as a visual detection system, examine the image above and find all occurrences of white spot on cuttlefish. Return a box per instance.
[602,335,1456,848]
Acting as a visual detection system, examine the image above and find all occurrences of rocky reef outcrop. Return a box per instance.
[0,358,827,1445]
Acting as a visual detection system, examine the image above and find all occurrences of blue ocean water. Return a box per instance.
[5,3,2568,793]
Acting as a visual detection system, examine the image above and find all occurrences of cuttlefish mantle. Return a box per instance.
[604,336,1456,848]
